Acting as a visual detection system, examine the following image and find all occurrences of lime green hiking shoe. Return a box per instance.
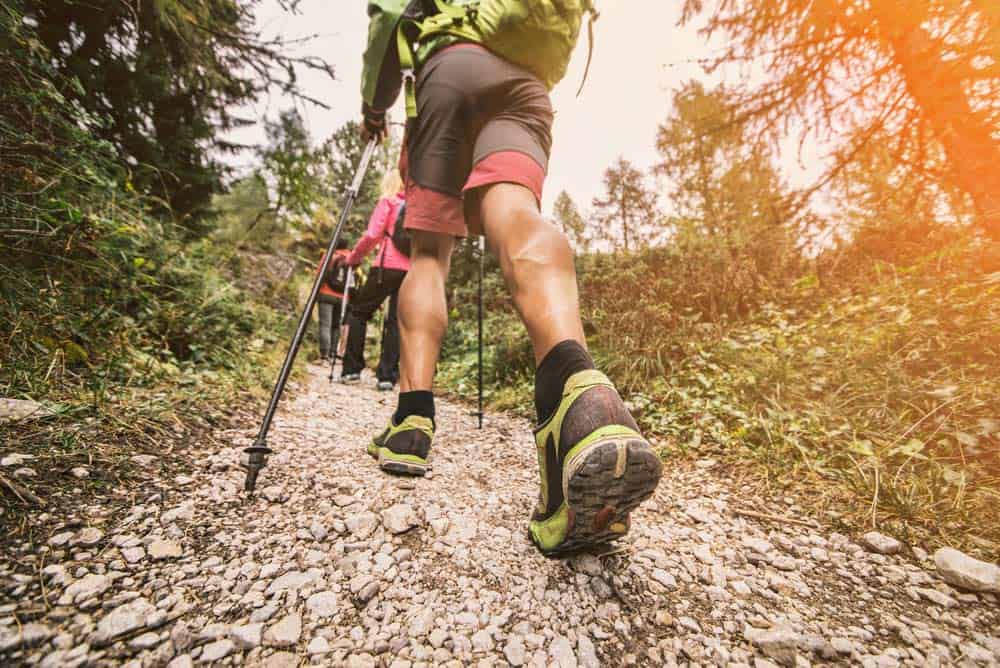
[367,415,433,476]
[529,370,663,556]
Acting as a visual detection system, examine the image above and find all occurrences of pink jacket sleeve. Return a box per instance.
[346,198,392,265]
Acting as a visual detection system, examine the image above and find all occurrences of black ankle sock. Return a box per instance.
[394,391,435,428]
[534,340,595,424]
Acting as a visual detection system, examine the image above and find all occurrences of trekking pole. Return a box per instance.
[328,270,355,383]
[474,235,485,429]
[244,139,377,493]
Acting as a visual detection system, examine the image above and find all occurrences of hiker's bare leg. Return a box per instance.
[480,183,586,364]
[398,230,455,392]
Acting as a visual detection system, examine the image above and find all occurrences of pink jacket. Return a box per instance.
[346,194,410,272]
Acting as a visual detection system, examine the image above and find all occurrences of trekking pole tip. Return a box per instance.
[243,440,273,494]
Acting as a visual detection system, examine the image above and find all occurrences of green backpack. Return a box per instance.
[362,0,598,118]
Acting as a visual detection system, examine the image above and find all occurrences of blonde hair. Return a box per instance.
[380,169,403,198]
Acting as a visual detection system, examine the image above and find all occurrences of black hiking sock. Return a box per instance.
[394,391,435,429]
[534,340,596,424]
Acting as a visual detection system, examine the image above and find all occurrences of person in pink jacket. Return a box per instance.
[337,169,410,389]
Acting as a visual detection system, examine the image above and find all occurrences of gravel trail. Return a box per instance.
[2,363,998,667]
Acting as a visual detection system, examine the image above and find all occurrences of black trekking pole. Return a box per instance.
[328,270,355,383]
[474,235,485,429]
[244,139,377,493]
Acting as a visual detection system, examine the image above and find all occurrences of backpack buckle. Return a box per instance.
[401,68,416,85]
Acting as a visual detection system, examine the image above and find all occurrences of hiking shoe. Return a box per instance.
[376,381,395,392]
[341,373,361,384]
[529,369,662,557]
[366,415,433,476]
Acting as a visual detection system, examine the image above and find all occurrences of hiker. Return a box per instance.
[337,169,409,390]
[358,1,663,556]
[316,239,354,362]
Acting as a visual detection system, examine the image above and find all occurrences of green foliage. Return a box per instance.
[21,0,334,225]
[259,109,326,228]
[439,224,1000,552]
[210,174,276,247]
[0,0,290,519]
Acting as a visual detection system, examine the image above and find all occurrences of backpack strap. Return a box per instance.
[576,2,600,98]
[396,0,482,118]
[396,29,417,118]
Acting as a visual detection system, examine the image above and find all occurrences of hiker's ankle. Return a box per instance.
[534,339,595,424]
[394,390,436,428]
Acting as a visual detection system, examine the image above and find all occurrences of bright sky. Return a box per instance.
[228,1,821,217]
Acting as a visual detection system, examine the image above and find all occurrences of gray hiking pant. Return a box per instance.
[317,301,340,357]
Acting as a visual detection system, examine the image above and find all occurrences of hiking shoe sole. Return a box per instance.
[533,435,661,557]
[366,442,428,477]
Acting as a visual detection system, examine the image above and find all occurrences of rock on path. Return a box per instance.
[2,363,998,667]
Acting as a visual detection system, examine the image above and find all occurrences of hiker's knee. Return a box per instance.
[409,230,454,272]
[498,209,572,274]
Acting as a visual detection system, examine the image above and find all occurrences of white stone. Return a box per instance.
[161,502,195,523]
[745,625,801,666]
[310,520,328,541]
[64,573,111,603]
[306,591,339,617]
[651,569,677,589]
[549,634,578,668]
[0,453,34,467]
[131,455,158,467]
[308,636,331,654]
[346,511,379,538]
[72,527,103,546]
[915,587,957,608]
[70,467,90,479]
[264,612,302,647]
[0,622,53,651]
[230,623,263,649]
[578,634,599,668]
[934,547,1000,593]
[743,537,774,554]
[0,398,54,423]
[505,635,527,666]
[471,629,494,652]
[261,485,288,503]
[121,546,145,563]
[47,531,74,547]
[572,554,603,576]
[382,503,420,534]
[127,631,160,650]
[861,532,902,555]
[201,638,234,662]
[266,569,318,595]
[149,539,182,560]
[93,598,156,646]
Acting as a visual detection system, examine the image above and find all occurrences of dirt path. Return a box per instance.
[2,363,998,667]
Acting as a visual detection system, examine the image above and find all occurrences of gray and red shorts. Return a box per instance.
[401,43,553,238]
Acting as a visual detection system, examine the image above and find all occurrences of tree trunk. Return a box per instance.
[873,1,1000,240]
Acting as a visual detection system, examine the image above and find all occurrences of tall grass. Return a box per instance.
[439,232,1000,557]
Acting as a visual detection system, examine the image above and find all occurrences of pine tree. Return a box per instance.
[259,109,324,229]
[682,0,1000,240]
[25,0,335,227]
[591,159,659,252]
[656,82,802,282]
[552,191,589,251]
